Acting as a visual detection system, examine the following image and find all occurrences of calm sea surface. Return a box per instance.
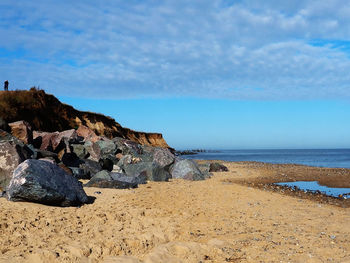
[183,149,350,169]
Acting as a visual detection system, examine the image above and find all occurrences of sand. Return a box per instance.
[1,161,350,262]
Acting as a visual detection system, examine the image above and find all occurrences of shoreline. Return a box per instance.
[1,160,350,262]
[204,160,350,208]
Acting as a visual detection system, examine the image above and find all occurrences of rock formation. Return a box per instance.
[0,89,170,149]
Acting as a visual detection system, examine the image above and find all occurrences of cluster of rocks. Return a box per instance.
[0,119,228,207]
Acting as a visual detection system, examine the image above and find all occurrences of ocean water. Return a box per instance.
[182,149,350,169]
[276,181,350,197]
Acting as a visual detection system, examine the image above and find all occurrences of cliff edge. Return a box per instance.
[0,88,170,148]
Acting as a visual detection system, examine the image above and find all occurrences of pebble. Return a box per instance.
[94,191,102,195]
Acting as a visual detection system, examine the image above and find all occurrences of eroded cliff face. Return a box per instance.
[0,89,170,148]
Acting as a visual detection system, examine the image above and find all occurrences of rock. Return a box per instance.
[35,149,59,162]
[171,159,205,181]
[58,163,73,175]
[0,131,34,189]
[79,159,102,179]
[209,163,229,172]
[76,125,101,143]
[84,170,139,189]
[60,151,83,168]
[152,147,175,167]
[69,167,88,179]
[198,163,212,179]
[0,118,10,132]
[6,159,90,206]
[122,161,171,182]
[8,120,33,144]
[84,139,118,165]
[99,158,114,172]
[33,129,79,153]
[113,138,143,156]
[71,144,89,159]
[111,172,147,184]
[39,158,56,164]
[112,165,123,173]
[33,131,55,151]
[117,154,133,168]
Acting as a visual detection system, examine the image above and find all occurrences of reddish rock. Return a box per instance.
[76,125,101,142]
[8,121,33,144]
[33,129,78,153]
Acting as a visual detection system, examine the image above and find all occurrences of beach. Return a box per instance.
[1,161,350,263]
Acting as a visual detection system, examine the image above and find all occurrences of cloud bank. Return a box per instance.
[1,0,350,99]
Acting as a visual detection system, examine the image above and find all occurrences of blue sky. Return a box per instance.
[1,0,350,149]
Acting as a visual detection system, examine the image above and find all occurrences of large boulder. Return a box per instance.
[8,120,33,144]
[6,159,90,206]
[84,170,143,189]
[0,131,34,190]
[171,160,206,181]
[122,161,171,182]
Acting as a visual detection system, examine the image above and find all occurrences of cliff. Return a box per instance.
[0,88,170,148]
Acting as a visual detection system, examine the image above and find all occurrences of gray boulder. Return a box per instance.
[6,159,90,207]
[171,159,206,181]
[79,159,102,179]
[71,144,89,159]
[0,131,34,190]
[84,170,141,189]
[122,161,171,182]
[153,147,175,167]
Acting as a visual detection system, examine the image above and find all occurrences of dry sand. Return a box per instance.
[1,161,350,263]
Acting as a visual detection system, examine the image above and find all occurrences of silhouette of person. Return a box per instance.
[4,80,9,91]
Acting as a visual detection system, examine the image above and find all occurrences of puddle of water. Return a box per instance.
[275,181,350,198]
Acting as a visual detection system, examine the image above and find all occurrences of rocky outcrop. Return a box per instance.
[6,159,90,206]
[0,89,171,149]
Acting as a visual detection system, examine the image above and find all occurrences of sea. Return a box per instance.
[182,149,350,169]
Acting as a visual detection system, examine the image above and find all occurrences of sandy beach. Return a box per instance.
[1,161,350,263]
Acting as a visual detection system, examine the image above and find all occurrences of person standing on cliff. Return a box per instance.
[4,80,9,91]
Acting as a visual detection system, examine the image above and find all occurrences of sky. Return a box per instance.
[0,0,350,149]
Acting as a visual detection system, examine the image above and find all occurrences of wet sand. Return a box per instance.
[1,161,350,262]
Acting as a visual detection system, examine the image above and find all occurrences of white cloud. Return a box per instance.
[0,0,350,99]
